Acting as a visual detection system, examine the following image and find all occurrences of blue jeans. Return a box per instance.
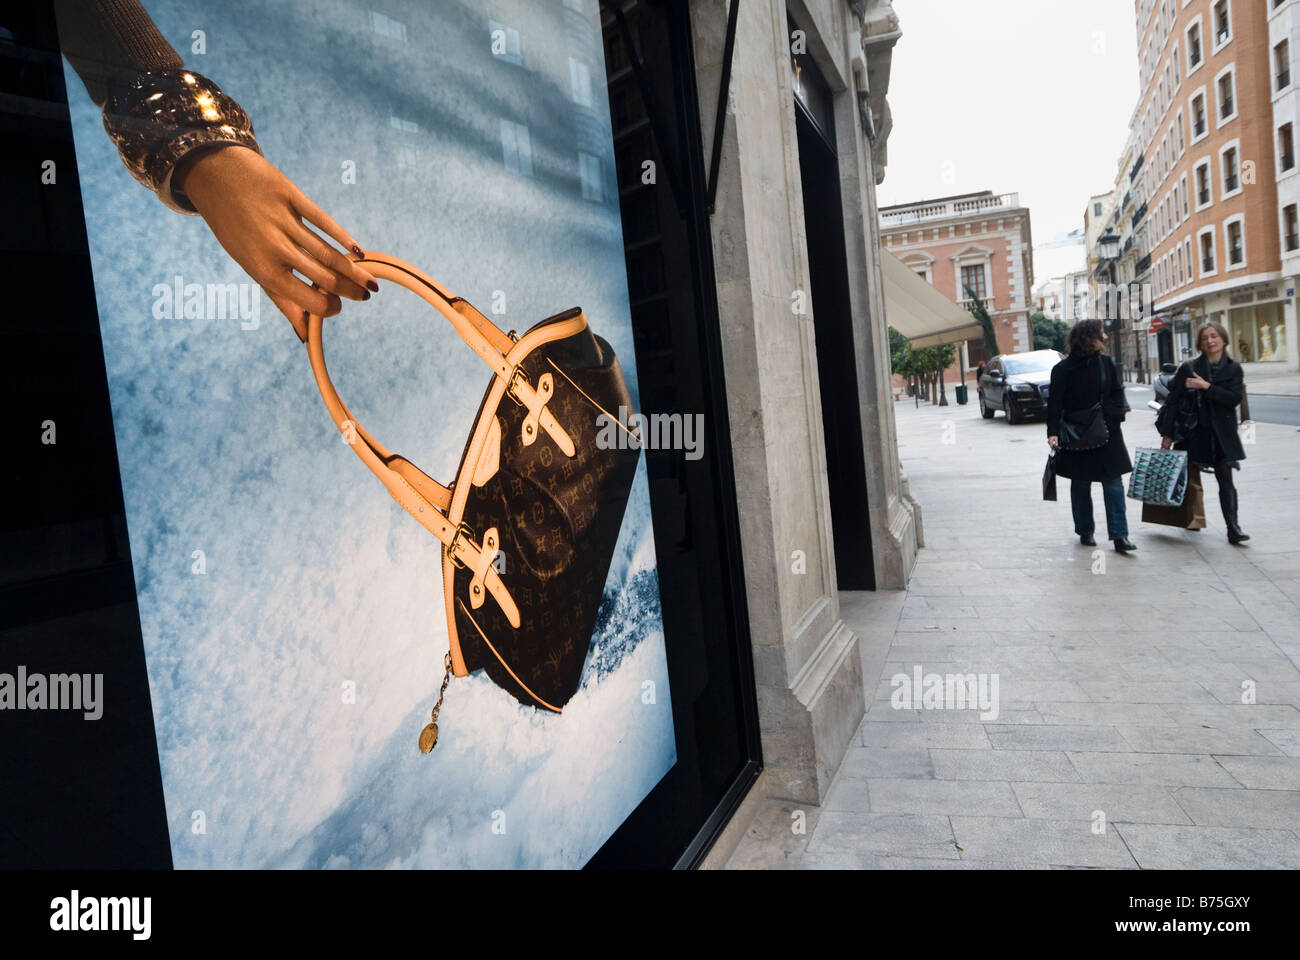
[1070,477,1129,539]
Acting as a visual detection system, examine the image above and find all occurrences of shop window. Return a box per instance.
[1285,204,1299,252]
[1277,40,1291,91]
[1234,302,1287,362]
[1281,123,1295,172]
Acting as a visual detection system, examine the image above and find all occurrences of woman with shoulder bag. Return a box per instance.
[1157,322,1249,543]
[1046,319,1137,553]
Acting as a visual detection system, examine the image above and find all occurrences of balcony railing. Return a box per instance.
[1199,188,1210,205]
[1221,97,1234,118]
[1216,28,1230,45]
[1136,254,1151,274]
[1203,256,1214,272]
[1229,246,1243,265]
[879,192,1020,227]
[1132,202,1147,228]
[1280,69,1292,89]
[1284,153,1295,171]
[1225,174,1239,191]
[1130,154,1144,181]
[1287,233,1299,251]
[1194,118,1206,136]
[1190,46,1202,67]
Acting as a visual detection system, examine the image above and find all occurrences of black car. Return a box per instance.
[977,349,1064,424]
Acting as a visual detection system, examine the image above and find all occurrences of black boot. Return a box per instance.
[1113,538,1137,553]
[1220,485,1250,544]
[1080,534,1096,546]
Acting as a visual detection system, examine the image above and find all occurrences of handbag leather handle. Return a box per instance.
[305,252,517,564]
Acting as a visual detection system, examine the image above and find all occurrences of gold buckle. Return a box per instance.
[506,365,531,407]
[447,521,476,569]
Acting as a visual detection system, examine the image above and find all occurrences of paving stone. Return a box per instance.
[985,723,1132,752]
[1115,724,1284,756]
[1035,701,1174,725]
[860,722,991,750]
[949,816,1137,868]
[1078,680,1219,703]
[1214,755,1300,789]
[1114,823,1300,869]
[804,812,959,860]
[1258,728,1300,756]
[930,748,1078,782]
[1171,787,1300,830]
[1155,703,1300,727]
[1011,782,1191,824]
[1066,751,1240,787]
[837,747,935,780]
[864,778,1022,817]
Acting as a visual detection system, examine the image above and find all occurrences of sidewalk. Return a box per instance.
[1240,363,1300,398]
[724,397,1300,869]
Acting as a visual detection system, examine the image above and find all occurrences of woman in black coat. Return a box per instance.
[1047,320,1136,552]
[1158,322,1249,543]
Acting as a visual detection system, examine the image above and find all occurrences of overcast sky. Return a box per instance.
[876,0,1142,286]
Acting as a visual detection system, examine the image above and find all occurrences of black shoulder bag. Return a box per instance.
[1058,357,1111,451]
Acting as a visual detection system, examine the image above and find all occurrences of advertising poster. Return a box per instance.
[57,0,674,868]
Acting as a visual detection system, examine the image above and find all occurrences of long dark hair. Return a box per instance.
[1066,319,1105,356]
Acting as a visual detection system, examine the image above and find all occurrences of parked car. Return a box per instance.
[978,349,1064,424]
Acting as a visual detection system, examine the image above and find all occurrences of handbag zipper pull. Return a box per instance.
[419,652,454,754]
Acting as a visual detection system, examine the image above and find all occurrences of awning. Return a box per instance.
[881,250,985,349]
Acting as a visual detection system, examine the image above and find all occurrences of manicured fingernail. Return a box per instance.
[362,290,371,301]
[366,279,379,292]
[351,244,364,257]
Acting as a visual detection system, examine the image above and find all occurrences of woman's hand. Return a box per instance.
[1185,372,1211,391]
[175,145,379,342]
[1047,436,1059,450]
[1161,436,1173,450]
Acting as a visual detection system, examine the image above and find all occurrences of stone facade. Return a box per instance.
[688,0,915,846]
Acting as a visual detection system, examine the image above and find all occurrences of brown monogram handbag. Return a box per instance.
[306,253,642,753]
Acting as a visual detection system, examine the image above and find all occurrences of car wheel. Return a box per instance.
[1004,397,1020,425]
[979,391,993,419]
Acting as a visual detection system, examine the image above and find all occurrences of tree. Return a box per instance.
[964,286,1000,360]
[1031,312,1069,352]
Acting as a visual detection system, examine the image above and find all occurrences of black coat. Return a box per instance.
[1158,354,1247,465]
[1046,352,1133,482]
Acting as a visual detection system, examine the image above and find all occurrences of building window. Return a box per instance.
[1182,174,1190,217]
[1173,47,1181,88]
[1281,123,1295,172]
[1221,143,1240,196]
[1187,20,1203,68]
[1177,245,1184,284]
[568,57,593,109]
[1212,0,1231,50]
[1225,218,1244,267]
[1176,112,1185,153]
[1095,201,1103,216]
[488,19,523,65]
[1216,68,1235,124]
[578,152,602,202]
[369,10,408,42]
[499,119,534,176]
[1191,91,1207,139]
[1195,160,1212,208]
[960,264,987,302]
[1199,229,1217,276]
[1286,204,1299,252]
[1277,40,1291,91]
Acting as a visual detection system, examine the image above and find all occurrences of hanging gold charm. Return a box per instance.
[419,652,455,755]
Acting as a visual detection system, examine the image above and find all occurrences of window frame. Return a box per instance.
[1223,213,1246,271]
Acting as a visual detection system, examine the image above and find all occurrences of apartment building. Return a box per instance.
[1128,0,1297,371]
[880,191,1034,384]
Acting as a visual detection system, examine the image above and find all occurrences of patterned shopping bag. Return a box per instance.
[1126,447,1189,507]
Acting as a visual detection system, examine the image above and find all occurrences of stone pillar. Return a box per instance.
[689,0,865,804]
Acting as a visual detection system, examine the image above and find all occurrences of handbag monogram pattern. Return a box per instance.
[306,253,642,753]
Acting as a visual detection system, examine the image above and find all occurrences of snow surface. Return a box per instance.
[62,0,675,868]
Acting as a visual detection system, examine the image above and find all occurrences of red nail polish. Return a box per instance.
[366,279,379,292]
[351,244,364,257]
[363,290,371,301]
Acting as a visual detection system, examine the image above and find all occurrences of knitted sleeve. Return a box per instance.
[52,0,262,214]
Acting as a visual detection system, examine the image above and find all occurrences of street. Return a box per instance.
[1119,383,1300,428]
[726,395,1300,869]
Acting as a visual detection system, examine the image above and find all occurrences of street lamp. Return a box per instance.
[1097,231,1123,378]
